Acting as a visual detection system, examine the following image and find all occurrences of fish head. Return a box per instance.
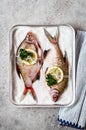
[50,87,59,102]
[26,32,36,42]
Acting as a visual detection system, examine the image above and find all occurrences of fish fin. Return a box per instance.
[36,71,40,80]
[45,67,48,74]
[16,64,21,78]
[44,49,50,59]
[20,86,38,102]
[44,28,56,44]
[64,51,69,68]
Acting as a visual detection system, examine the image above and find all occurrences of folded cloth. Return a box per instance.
[57,31,86,130]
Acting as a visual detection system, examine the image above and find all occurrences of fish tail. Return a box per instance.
[20,86,37,102]
[44,28,59,44]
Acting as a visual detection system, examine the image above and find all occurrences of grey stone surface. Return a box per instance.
[0,0,86,130]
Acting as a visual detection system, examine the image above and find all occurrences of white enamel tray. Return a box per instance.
[9,25,75,107]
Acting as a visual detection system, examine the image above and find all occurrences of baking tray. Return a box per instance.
[9,25,75,107]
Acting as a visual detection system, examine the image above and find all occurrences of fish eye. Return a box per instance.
[27,34,32,38]
[29,34,31,37]
[28,32,32,37]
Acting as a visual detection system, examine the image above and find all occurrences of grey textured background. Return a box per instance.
[0,0,86,130]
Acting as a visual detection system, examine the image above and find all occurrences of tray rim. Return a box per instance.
[9,24,75,107]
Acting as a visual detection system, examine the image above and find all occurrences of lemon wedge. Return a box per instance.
[22,49,37,65]
[46,66,64,83]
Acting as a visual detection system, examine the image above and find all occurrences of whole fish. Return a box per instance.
[44,28,69,102]
[16,32,43,102]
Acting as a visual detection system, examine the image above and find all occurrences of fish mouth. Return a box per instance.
[26,32,34,42]
[52,95,58,102]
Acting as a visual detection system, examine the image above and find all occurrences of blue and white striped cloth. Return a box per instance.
[58,31,86,130]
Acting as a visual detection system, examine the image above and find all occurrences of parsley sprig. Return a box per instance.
[20,49,33,60]
[46,73,57,86]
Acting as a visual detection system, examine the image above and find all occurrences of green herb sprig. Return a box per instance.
[46,73,57,86]
[20,49,33,60]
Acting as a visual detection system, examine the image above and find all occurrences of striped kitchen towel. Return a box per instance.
[58,30,86,130]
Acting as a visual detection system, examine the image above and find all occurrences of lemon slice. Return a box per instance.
[22,49,37,65]
[46,66,64,83]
